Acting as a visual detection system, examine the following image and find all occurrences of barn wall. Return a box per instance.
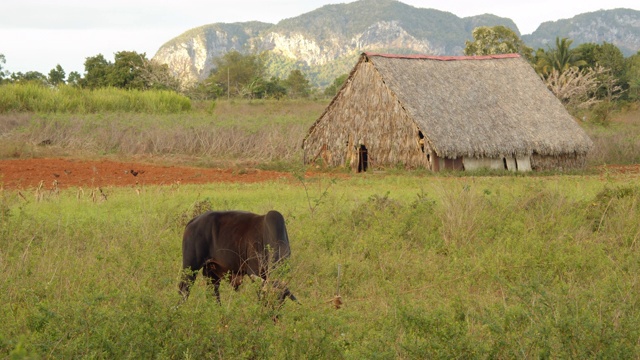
[463,157,504,171]
[303,60,428,169]
[530,153,587,171]
[463,156,533,172]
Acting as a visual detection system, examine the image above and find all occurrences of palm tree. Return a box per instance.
[535,37,586,76]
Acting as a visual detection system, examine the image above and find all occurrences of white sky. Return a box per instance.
[1,0,638,76]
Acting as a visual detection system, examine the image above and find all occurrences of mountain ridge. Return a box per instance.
[152,0,640,88]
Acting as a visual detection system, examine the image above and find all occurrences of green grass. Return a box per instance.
[0,83,191,114]
[1,173,639,358]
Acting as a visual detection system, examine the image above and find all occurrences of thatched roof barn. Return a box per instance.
[303,52,593,172]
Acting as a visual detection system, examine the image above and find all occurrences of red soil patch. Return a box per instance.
[1,158,638,191]
[0,158,292,190]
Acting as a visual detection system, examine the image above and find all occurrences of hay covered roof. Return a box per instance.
[359,52,593,158]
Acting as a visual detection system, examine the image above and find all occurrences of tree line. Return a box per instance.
[0,51,177,91]
[1,26,639,109]
[184,51,314,100]
[0,50,319,100]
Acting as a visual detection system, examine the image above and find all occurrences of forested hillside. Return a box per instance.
[152,0,639,88]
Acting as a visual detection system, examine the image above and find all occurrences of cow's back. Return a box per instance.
[182,210,290,275]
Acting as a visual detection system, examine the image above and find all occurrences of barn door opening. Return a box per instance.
[358,144,368,172]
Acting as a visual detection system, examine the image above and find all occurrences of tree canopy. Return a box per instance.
[534,37,586,75]
[209,51,266,98]
[284,69,311,98]
[10,71,47,84]
[81,54,111,89]
[197,51,314,100]
[324,74,348,97]
[48,64,66,86]
[80,51,178,91]
[0,54,7,83]
[464,26,532,60]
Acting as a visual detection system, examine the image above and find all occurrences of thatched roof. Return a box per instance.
[314,52,593,159]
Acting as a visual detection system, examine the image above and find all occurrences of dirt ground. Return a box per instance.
[1,158,639,190]
[0,158,294,190]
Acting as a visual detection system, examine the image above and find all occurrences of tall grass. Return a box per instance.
[0,100,327,167]
[2,82,640,168]
[1,174,639,358]
[0,83,191,114]
[583,104,640,166]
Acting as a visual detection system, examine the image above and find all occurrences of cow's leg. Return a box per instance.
[202,261,223,304]
[178,267,198,302]
[207,278,222,304]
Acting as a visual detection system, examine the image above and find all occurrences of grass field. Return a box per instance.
[2,92,640,358]
[2,172,639,358]
[0,99,326,170]
[1,100,639,169]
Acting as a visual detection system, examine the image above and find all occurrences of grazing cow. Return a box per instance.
[178,210,297,304]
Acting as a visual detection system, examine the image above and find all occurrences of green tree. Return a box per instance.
[264,76,287,99]
[324,74,348,97]
[592,43,627,100]
[573,42,627,100]
[10,71,47,84]
[81,54,112,89]
[0,54,7,83]
[535,37,586,76]
[185,78,224,100]
[48,64,66,86]
[109,51,147,90]
[240,76,267,99]
[137,59,180,91]
[624,51,640,102]
[79,51,179,91]
[67,71,82,87]
[574,42,600,69]
[464,26,533,60]
[284,69,311,98]
[594,43,626,79]
[209,51,265,97]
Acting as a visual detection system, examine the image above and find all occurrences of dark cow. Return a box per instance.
[178,210,297,304]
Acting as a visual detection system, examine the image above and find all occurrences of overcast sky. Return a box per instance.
[1,0,638,76]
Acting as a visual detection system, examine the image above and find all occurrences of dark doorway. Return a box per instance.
[358,144,368,172]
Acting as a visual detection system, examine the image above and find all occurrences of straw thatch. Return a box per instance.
[303,52,593,172]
